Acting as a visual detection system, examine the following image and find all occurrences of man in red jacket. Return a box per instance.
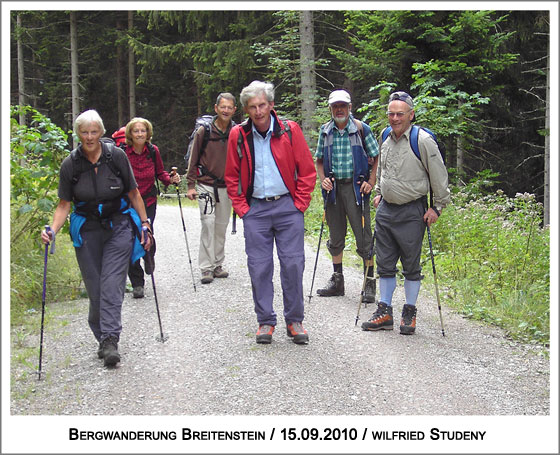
[225,80,316,345]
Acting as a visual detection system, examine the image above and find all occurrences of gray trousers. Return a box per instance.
[375,197,426,281]
[325,181,372,259]
[75,215,134,342]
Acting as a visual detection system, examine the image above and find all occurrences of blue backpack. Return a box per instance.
[381,124,446,208]
[381,124,446,165]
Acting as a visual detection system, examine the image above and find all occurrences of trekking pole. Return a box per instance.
[354,176,368,325]
[356,231,375,326]
[171,167,196,292]
[426,223,445,337]
[307,172,334,304]
[38,225,55,380]
[142,226,168,342]
[231,210,237,234]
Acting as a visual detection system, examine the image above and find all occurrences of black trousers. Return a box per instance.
[128,202,157,288]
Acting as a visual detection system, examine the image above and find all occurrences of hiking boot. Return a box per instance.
[213,266,229,278]
[201,271,214,284]
[256,324,275,344]
[97,342,104,359]
[363,277,376,303]
[316,272,344,297]
[101,336,120,367]
[286,322,309,345]
[400,304,417,335]
[361,302,393,331]
[132,286,144,298]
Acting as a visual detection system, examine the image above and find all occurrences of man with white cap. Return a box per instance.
[314,89,379,301]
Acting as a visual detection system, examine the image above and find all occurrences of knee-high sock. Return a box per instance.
[404,279,421,306]
[379,276,396,306]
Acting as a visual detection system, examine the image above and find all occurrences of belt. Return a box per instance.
[335,178,353,184]
[383,196,426,207]
[255,193,289,202]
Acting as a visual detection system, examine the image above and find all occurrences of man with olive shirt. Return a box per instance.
[362,91,450,335]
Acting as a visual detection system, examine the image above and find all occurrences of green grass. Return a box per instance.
[10,219,83,328]
[304,180,550,347]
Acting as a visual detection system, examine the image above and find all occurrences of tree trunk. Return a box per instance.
[544,52,550,226]
[456,99,464,182]
[70,11,80,149]
[16,14,26,125]
[116,18,126,127]
[299,10,317,147]
[128,11,136,119]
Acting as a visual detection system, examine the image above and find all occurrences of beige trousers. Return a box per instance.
[196,183,232,273]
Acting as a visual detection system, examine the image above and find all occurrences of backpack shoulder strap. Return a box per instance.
[381,126,392,144]
[70,149,84,185]
[236,125,245,159]
[201,121,212,151]
[278,118,292,143]
[409,125,421,160]
[146,143,157,163]
[145,142,161,195]
[100,142,124,179]
[352,118,365,146]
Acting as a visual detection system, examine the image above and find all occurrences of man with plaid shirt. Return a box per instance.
[314,90,379,300]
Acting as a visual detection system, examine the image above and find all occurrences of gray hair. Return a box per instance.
[216,92,236,106]
[74,109,106,136]
[239,81,275,108]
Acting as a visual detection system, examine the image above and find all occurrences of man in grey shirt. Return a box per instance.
[362,91,450,335]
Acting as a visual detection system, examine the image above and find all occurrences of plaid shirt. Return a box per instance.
[315,117,379,179]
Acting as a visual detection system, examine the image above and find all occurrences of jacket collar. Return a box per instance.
[241,110,285,137]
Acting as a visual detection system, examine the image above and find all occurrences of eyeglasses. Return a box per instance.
[386,110,412,118]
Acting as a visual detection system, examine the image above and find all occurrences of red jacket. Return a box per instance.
[225,110,316,218]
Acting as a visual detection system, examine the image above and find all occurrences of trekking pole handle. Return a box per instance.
[45,225,56,254]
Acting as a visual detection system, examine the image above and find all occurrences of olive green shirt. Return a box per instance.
[375,125,450,207]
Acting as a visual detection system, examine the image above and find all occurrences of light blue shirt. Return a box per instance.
[251,115,289,199]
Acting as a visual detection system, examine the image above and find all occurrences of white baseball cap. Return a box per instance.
[328,90,351,105]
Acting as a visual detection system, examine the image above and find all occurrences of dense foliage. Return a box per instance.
[432,173,549,344]
[10,106,83,323]
[9,8,551,344]
[10,9,549,203]
[10,106,69,241]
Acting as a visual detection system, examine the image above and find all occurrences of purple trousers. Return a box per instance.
[243,194,305,326]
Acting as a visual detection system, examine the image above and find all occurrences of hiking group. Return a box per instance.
[40,82,449,367]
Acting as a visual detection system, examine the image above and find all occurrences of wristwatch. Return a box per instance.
[433,206,442,216]
[141,218,151,225]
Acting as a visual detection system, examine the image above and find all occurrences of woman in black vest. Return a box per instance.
[41,109,152,367]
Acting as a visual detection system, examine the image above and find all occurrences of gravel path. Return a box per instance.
[10,203,549,417]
